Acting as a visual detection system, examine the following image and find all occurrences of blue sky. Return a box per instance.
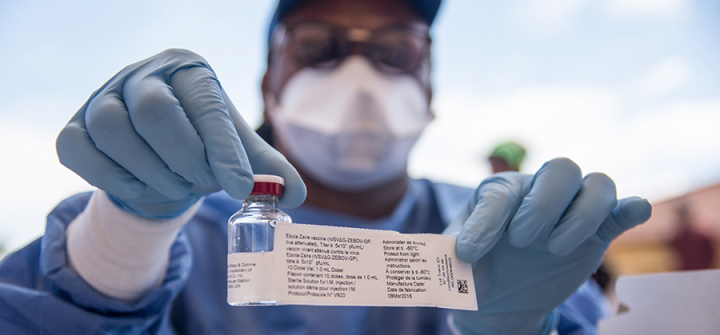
[1,0,719,254]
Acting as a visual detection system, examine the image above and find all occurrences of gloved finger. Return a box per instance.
[57,100,146,199]
[169,66,255,200]
[547,173,617,256]
[507,158,583,247]
[85,91,195,200]
[124,73,218,190]
[455,177,525,263]
[224,90,307,208]
[596,196,652,243]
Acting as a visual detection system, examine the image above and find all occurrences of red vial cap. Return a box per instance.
[250,174,284,197]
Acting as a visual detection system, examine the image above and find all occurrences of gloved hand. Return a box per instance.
[57,49,306,219]
[444,158,651,335]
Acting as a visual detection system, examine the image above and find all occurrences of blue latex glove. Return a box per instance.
[57,49,306,219]
[444,158,651,335]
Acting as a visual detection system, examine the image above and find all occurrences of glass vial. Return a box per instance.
[228,174,291,253]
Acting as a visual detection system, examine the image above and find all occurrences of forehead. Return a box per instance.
[282,0,426,30]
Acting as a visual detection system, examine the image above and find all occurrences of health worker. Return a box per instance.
[0,0,651,334]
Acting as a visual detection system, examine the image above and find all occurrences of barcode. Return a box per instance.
[457,279,469,294]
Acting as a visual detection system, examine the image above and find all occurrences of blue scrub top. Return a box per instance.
[0,179,606,334]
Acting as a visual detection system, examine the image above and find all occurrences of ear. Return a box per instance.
[261,71,270,120]
[416,45,433,106]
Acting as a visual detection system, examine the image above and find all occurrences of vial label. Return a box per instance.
[227,222,478,310]
[227,252,275,305]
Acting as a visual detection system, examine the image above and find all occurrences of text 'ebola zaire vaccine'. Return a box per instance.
[227,175,477,310]
[228,174,291,305]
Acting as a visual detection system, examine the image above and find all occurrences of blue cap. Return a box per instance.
[267,0,443,45]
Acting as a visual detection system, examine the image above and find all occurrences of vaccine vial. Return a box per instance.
[229,174,291,254]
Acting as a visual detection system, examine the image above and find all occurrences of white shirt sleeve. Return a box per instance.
[66,190,203,303]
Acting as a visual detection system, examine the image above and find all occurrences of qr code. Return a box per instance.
[457,279,469,294]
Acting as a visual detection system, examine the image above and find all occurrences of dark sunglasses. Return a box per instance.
[273,22,431,75]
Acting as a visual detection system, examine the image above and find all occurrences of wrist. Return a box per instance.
[66,190,203,302]
[106,190,203,219]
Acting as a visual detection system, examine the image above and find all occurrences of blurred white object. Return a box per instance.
[598,269,720,334]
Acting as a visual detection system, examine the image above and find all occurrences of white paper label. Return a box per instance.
[227,222,478,310]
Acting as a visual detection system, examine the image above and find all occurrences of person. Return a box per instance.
[669,204,716,271]
[0,0,652,334]
[488,142,527,173]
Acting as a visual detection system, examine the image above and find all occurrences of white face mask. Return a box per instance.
[267,56,433,192]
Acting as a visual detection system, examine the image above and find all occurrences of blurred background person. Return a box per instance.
[669,203,716,270]
[488,141,526,173]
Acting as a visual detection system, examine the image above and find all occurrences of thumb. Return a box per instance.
[223,89,307,208]
[596,196,652,243]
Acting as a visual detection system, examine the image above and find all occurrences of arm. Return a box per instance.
[55,49,305,302]
[0,192,192,334]
[0,49,307,334]
[444,158,651,335]
[65,190,201,302]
